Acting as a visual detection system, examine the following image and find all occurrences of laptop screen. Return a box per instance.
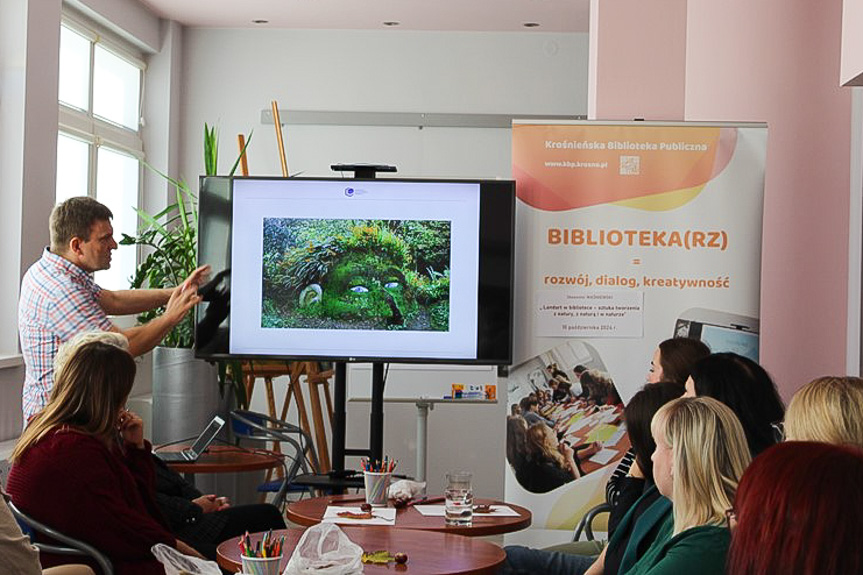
[189,415,225,455]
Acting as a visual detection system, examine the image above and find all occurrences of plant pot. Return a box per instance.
[151,347,263,504]
[151,347,224,445]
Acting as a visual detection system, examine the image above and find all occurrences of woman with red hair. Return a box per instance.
[727,441,863,575]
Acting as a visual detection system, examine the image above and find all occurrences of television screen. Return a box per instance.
[195,176,515,365]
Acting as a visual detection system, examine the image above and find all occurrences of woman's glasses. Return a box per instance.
[725,507,737,530]
[771,421,785,442]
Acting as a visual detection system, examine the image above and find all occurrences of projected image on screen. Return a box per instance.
[261,218,451,331]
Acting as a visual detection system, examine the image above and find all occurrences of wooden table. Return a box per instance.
[287,495,532,537]
[545,401,630,475]
[156,444,283,483]
[217,527,505,575]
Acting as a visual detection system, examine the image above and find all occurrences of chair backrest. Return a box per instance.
[3,493,114,575]
[231,409,318,480]
[572,501,612,542]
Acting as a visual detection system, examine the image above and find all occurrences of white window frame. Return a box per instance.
[58,12,145,210]
[57,11,147,293]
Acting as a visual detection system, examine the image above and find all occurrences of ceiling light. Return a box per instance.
[523,22,540,28]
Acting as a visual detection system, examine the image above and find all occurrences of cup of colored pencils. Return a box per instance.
[239,530,284,575]
[362,457,397,507]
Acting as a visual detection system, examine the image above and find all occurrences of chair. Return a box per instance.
[3,492,113,575]
[230,409,317,508]
[572,501,611,542]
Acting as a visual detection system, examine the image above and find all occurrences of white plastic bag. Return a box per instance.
[388,479,426,506]
[151,544,222,575]
[283,523,363,575]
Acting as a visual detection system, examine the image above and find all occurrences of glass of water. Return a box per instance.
[445,471,473,526]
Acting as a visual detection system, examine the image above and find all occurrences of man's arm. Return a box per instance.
[113,285,202,357]
[98,265,211,316]
[99,288,172,315]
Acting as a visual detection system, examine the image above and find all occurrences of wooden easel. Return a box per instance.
[235,115,335,477]
[242,360,334,475]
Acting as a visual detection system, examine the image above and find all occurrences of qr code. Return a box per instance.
[620,155,640,176]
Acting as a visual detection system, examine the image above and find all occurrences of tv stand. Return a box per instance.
[330,163,397,179]
[329,164,396,483]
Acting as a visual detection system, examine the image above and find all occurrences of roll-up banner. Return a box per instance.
[506,121,767,530]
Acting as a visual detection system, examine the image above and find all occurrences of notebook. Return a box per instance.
[155,415,225,462]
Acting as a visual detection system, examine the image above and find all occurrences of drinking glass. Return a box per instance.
[445,471,473,526]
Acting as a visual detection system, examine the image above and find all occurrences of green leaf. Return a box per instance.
[228,130,254,177]
[204,123,218,176]
[361,551,396,565]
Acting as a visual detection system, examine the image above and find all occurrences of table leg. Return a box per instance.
[415,400,433,483]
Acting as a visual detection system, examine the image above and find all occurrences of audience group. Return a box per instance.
[3,195,862,575]
[504,338,863,575]
[508,365,621,494]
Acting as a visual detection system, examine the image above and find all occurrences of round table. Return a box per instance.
[217,527,505,575]
[155,444,283,485]
[287,495,532,537]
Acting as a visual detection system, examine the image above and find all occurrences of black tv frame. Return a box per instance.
[194,175,516,366]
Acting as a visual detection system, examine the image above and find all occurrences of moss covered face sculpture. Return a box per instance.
[262,220,450,331]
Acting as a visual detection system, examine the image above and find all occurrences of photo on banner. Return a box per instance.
[506,121,767,530]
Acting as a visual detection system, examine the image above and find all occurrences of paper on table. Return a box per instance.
[603,423,627,447]
[588,447,619,465]
[323,506,397,526]
[413,505,521,517]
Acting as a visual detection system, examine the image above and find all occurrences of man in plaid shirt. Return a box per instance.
[18,197,209,421]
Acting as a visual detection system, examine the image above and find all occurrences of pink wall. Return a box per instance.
[591,0,687,120]
[685,0,851,399]
[590,0,853,400]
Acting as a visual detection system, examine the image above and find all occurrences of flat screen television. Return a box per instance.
[195,176,515,365]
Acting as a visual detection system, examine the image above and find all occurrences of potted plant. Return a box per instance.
[121,125,252,443]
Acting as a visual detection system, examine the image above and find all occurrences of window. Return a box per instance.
[56,17,144,291]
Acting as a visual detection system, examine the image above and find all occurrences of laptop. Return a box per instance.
[156,415,225,462]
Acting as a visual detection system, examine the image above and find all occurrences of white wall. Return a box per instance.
[0,0,160,442]
[178,29,587,180]
[178,27,589,497]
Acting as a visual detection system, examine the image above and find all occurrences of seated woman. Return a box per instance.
[502,381,684,575]
[0,494,96,575]
[602,337,708,526]
[52,331,285,561]
[6,338,201,575]
[520,423,581,493]
[591,396,751,575]
[646,338,710,386]
[727,441,863,575]
[684,352,785,456]
[783,375,863,447]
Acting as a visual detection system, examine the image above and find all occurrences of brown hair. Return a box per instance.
[11,341,135,462]
[657,337,711,385]
[624,381,685,482]
[49,196,113,254]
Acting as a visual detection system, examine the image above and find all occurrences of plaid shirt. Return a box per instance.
[19,248,114,421]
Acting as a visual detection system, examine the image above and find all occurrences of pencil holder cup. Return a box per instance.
[241,554,283,575]
[363,471,392,507]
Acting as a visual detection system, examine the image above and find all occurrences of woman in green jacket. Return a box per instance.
[619,396,751,575]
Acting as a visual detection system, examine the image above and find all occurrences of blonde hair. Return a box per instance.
[652,396,751,535]
[525,423,565,467]
[54,330,129,378]
[11,338,135,462]
[785,376,863,448]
